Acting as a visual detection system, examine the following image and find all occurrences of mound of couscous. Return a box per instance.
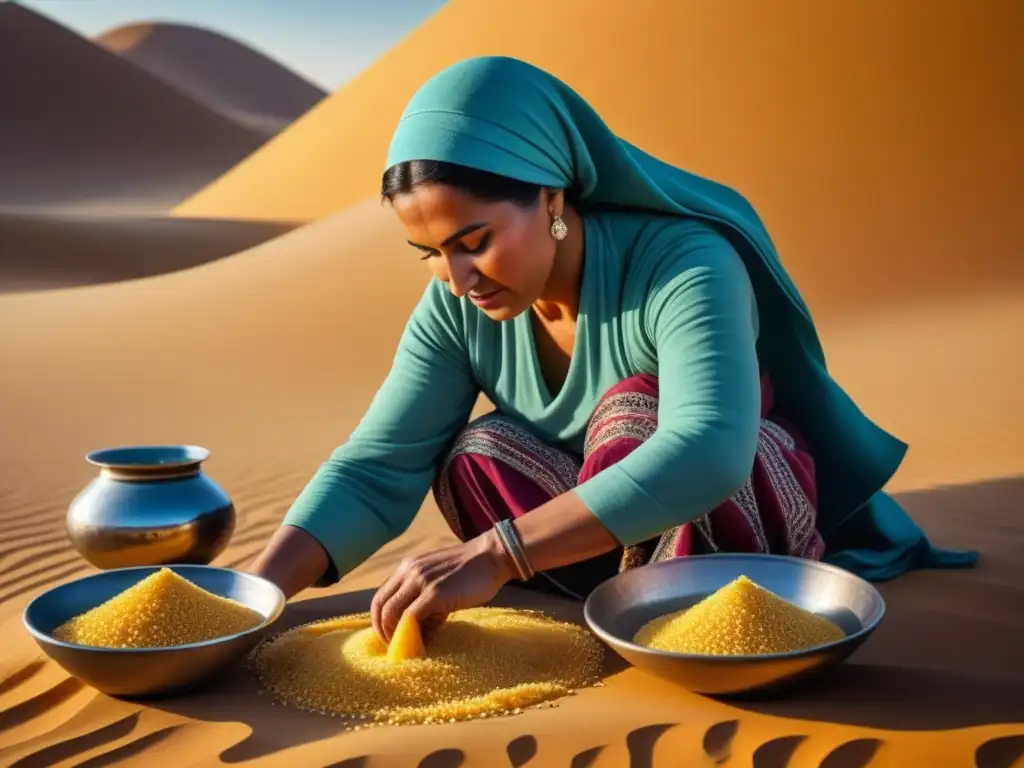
[634,575,845,655]
[52,567,263,648]
[249,607,604,726]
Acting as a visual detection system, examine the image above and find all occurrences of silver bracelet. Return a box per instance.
[495,518,534,582]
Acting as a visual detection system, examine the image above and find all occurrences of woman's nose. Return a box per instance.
[445,256,478,298]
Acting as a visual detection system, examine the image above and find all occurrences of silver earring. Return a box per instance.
[550,215,568,241]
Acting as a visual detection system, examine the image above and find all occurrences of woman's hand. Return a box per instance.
[371,528,515,644]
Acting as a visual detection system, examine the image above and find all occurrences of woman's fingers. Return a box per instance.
[370,565,408,642]
[370,583,394,642]
[379,577,425,643]
[373,548,461,646]
[408,591,448,644]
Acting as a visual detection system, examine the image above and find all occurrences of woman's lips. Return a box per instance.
[469,288,505,308]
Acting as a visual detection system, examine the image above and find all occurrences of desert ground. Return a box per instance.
[1,0,1021,766]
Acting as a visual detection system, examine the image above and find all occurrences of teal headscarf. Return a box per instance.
[385,56,978,580]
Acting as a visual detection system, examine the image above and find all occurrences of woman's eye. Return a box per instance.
[418,233,490,260]
[462,233,491,254]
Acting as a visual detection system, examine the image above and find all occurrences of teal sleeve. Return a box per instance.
[283,280,479,584]
[574,232,761,546]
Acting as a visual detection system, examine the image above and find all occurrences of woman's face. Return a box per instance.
[390,182,561,321]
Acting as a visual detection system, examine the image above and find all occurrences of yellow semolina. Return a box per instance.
[634,575,846,655]
[249,607,605,726]
[52,567,264,648]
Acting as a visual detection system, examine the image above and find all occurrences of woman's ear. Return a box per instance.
[546,188,565,218]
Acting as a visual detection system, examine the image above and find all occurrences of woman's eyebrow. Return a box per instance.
[407,222,487,250]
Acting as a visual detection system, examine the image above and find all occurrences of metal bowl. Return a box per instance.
[583,553,885,696]
[22,565,285,698]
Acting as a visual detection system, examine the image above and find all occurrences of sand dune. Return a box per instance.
[0,4,267,208]
[0,210,293,293]
[95,22,326,136]
[1,0,1022,764]
[173,0,1023,318]
[0,5,290,290]
[170,0,1024,322]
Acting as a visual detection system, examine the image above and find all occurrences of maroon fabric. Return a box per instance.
[448,445,560,533]
[433,414,581,544]
[432,373,824,579]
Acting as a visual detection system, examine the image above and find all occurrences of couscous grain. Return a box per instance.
[52,567,264,648]
[634,575,845,655]
[249,607,604,725]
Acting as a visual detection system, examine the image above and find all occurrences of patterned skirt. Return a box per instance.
[432,373,823,600]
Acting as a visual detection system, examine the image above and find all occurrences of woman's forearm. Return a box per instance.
[248,524,330,600]
[250,492,618,601]
[505,490,619,575]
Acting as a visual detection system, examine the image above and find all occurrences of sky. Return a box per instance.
[16,0,449,91]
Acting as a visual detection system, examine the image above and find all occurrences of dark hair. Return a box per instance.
[381,160,545,207]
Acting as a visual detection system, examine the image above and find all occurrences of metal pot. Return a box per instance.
[66,445,235,569]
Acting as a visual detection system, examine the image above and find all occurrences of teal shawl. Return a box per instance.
[385,56,977,580]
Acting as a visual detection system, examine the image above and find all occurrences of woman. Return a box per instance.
[249,56,976,643]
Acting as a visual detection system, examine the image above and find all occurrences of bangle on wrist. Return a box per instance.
[494,518,534,582]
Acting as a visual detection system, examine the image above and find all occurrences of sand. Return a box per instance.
[0,4,267,209]
[173,0,1024,320]
[1,0,1022,765]
[1,199,1021,765]
[96,22,326,137]
[173,0,1022,266]
[0,209,294,293]
[0,5,294,293]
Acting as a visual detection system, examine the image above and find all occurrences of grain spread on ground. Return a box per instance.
[249,607,604,726]
[634,575,846,655]
[51,567,264,648]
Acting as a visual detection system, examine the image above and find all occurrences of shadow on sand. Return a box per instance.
[0,210,296,293]
[11,477,1015,766]
[727,477,1024,733]
[138,586,630,763]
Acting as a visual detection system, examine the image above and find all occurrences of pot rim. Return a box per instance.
[85,445,211,471]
